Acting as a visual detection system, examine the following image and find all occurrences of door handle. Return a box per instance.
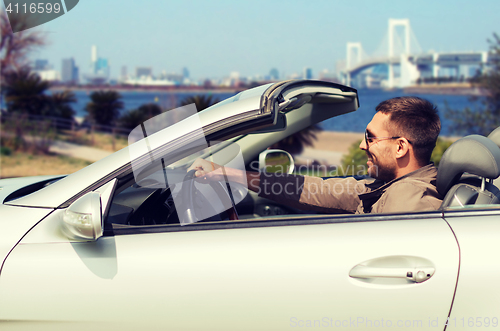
[349,265,435,283]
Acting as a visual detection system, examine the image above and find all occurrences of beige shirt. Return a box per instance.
[258,164,442,214]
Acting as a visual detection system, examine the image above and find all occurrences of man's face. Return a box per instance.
[359,112,398,181]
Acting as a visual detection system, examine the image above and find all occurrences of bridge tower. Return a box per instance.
[388,19,410,88]
[346,42,363,87]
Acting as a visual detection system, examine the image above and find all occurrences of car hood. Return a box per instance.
[0,175,64,205]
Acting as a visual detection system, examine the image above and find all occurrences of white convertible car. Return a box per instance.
[1,80,500,330]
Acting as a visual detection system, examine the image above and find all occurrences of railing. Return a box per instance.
[0,111,132,136]
[0,111,133,152]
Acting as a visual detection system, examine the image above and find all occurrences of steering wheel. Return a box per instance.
[179,169,239,224]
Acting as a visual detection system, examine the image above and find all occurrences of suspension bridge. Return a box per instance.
[342,19,499,89]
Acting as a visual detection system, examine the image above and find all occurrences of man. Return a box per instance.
[189,96,443,214]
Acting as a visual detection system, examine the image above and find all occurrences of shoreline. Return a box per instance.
[49,85,244,94]
[403,83,485,96]
[49,83,484,96]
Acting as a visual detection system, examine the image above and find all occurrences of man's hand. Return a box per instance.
[188,158,261,191]
[187,158,225,182]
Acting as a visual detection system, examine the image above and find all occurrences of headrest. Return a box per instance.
[488,127,500,148]
[437,135,500,196]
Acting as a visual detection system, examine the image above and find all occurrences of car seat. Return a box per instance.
[437,135,500,209]
[487,126,500,146]
[487,127,500,189]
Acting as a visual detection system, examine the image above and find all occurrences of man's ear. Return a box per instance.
[394,138,410,159]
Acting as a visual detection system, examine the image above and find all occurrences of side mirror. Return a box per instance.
[259,149,295,174]
[62,192,102,241]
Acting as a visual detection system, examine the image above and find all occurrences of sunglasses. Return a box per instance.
[364,130,412,146]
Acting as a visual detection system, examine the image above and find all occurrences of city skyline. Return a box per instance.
[9,0,500,81]
[32,48,319,85]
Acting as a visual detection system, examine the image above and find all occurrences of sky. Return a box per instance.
[7,0,500,80]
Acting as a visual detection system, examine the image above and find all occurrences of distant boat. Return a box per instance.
[123,76,176,86]
[83,73,109,86]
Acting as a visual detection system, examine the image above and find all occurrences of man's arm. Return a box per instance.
[188,158,364,214]
[187,158,261,192]
[258,173,363,213]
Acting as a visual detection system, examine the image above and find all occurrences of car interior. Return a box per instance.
[104,135,500,232]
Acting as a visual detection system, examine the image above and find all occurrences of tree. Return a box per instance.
[119,103,163,130]
[1,12,46,113]
[0,11,45,80]
[48,90,77,129]
[1,68,76,151]
[445,33,500,135]
[49,90,76,119]
[338,140,367,176]
[2,68,50,116]
[180,94,220,112]
[3,68,76,122]
[85,90,124,127]
[430,138,453,167]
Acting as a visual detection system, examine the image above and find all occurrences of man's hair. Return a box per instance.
[376,96,441,165]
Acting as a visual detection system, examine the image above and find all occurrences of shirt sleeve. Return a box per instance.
[258,172,366,214]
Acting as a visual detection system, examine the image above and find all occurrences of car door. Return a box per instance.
[0,211,459,330]
[443,209,500,330]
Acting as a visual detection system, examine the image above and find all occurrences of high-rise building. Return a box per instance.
[32,59,59,81]
[269,68,279,80]
[136,67,152,78]
[34,59,49,70]
[182,67,189,79]
[73,66,79,83]
[85,45,109,84]
[91,45,97,63]
[121,66,127,81]
[303,67,313,79]
[89,45,109,76]
[96,58,108,72]
[62,58,79,84]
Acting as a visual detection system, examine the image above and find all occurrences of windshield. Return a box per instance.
[119,134,248,226]
[125,99,250,226]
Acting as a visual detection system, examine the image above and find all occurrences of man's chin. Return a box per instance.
[367,165,379,178]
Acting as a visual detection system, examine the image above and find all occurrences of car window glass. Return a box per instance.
[106,139,247,228]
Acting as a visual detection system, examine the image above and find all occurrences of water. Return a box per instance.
[72,90,236,118]
[71,88,479,136]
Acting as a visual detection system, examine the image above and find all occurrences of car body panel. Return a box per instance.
[0,205,53,271]
[0,175,62,203]
[444,211,500,330]
[0,214,459,330]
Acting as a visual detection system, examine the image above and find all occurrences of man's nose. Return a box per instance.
[359,138,367,150]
